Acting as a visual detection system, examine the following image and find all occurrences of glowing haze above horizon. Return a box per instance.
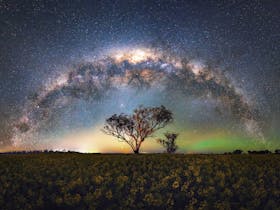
[1,1,279,153]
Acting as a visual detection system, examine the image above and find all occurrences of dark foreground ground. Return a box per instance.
[0,153,279,210]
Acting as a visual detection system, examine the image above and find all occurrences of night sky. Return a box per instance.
[1,0,279,153]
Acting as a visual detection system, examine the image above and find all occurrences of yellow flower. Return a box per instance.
[172,181,180,189]
[93,189,102,199]
[92,175,103,184]
[105,190,113,200]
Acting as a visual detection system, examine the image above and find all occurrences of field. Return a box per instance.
[0,153,279,210]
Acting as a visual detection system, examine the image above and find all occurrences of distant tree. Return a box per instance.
[102,105,173,154]
[157,132,178,153]
[264,150,272,154]
[233,149,243,154]
[248,150,272,154]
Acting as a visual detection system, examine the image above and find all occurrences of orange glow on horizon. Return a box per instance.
[38,125,163,153]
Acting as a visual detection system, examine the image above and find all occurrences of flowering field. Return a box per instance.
[0,153,279,209]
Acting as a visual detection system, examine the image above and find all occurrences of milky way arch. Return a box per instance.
[12,47,264,148]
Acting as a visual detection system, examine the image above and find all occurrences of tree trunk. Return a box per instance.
[134,149,139,154]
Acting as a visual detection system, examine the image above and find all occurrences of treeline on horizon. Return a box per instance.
[224,149,280,154]
[1,149,280,155]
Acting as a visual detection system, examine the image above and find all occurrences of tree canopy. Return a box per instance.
[157,132,178,153]
[102,105,173,153]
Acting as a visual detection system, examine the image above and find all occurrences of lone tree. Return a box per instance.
[102,105,173,154]
[157,132,178,153]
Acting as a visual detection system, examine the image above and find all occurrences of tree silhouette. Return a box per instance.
[233,149,243,154]
[157,132,178,153]
[102,105,173,154]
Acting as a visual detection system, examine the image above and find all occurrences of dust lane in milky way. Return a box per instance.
[11,46,266,152]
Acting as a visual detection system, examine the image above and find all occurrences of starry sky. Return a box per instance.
[0,0,279,153]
